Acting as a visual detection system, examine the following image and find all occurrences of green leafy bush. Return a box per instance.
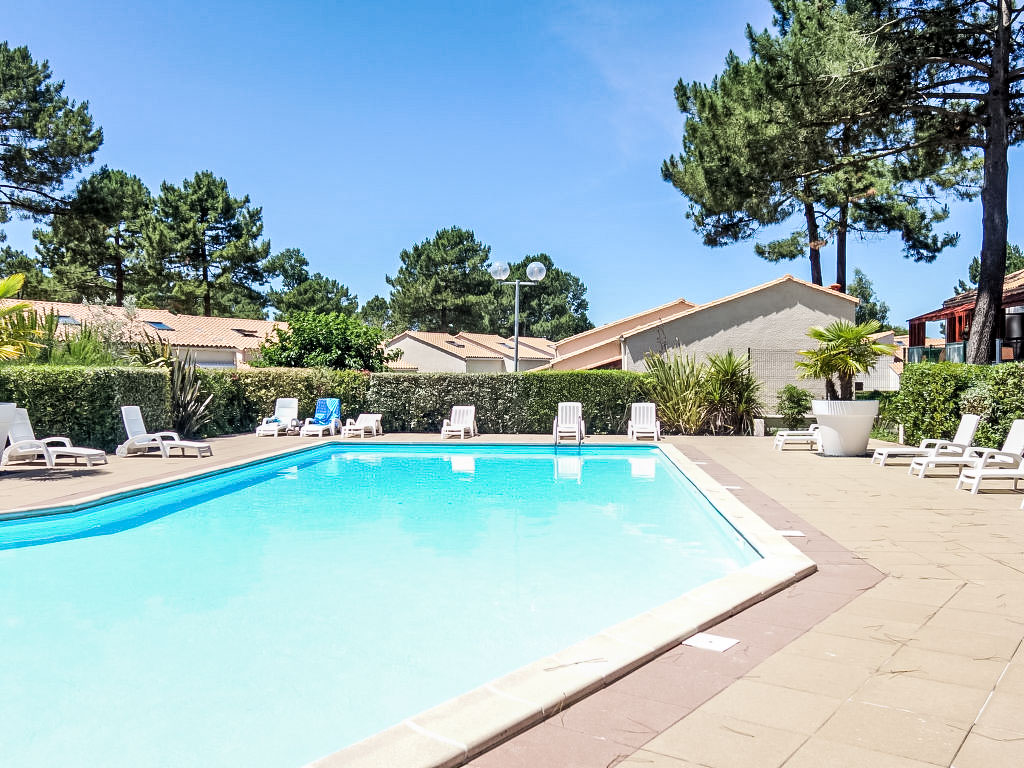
[974,363,1024,447]
[890,363,992,445]
[777,385,813,430]
[0,365,170,450]
[251,311,397,370]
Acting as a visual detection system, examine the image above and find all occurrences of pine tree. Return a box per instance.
[34,167,155,305]
[490,254,593,340]
[386,227,495,333]
[265,248,358,318]
[155,171,271,317]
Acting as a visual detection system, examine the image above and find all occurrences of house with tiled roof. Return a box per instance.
[543,275,860,400]
[1,299,284,368]
[907,267,1024,363]
[384,331,555,372]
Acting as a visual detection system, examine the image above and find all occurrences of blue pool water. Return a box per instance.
[0,444,759,767]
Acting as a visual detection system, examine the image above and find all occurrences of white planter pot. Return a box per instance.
[811,399,879,457]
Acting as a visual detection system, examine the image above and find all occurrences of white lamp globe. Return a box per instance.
[489,261,511,281]
[526,261,547,282]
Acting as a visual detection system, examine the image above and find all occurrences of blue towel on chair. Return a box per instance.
[312,398,341,426]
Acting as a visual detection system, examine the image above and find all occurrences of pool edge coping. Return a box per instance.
[305,442,818,768]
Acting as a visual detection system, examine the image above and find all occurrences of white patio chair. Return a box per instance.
[299,398,342,437]
[553,402,585,443]
[871,413,980,466]
[627,402,660,441]
[954,420,1024,493]
[911,418,1024,479]
[341,413,383,438]
[116,405,213,458]
[441,406,477,439]
[773,423,820,451]
[256,398,300,437]
[1,408,107,468]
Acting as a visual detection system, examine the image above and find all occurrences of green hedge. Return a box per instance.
[0,366,171,451]
[891,363,992,445]
[0,367,650,444]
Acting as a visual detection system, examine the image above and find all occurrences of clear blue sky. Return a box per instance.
[4,0,1021,329]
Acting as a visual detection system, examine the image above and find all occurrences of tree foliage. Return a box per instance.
[0,274,42,360]
[265,247,358,318]
[252,311,396,371]
[662,0,971,290]
[34,167,154,305]
[954,243,1024,294]
[0,43,102,220]
[386,227,495,333]
[848,268,891,326]
[155,171,271,317]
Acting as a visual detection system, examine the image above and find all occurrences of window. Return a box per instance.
[146,321,174,331]
[445,340,465,348]
[57,315,80,326]
[232,328,259,338]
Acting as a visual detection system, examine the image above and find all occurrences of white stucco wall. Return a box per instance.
[386,337,466,372]
[466,358,505,373]
[623,281,857,402]
[177,346,239,369]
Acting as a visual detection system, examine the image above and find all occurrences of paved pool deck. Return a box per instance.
[2,433,1022,767]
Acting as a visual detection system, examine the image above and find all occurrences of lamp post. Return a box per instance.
[489,260,546,372]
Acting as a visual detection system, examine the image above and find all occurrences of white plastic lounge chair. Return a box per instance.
[553,402,585,443]
[341,413,382,438]
[256,398,300,437]
[0,402,15,456]
[116,405,213,458]
[773,423,821,451]
[871,413,980,466]
[954,419,1024,493]
[628,402,660,441]
[911,418,1024,479]
[441,406,477,439]
[1,408,107,468]
[299,398,342,437]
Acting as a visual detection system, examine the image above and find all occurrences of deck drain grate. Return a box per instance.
[682,632,739,652]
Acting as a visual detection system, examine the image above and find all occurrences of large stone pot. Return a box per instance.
[811,399,878,457]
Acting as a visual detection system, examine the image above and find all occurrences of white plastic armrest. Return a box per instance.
[938,442,970,455]
[627,420,634,431]
[9,439,46,452]
[154,431,181,442]
[346,418,356,427]
[260,417,276,426]
[977,449,1023,467]
[442,419,452,428]
[41,436,73,448]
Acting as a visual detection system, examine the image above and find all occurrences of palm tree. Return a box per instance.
[795,319,897,400]
[0,274,42,360]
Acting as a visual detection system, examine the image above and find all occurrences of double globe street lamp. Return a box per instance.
[489,260,546,372]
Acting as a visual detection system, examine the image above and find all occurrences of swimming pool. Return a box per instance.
[0,443,804,768]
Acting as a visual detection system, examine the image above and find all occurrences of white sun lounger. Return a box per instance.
[1,408,107,468]
[954,419,1024,493]
[773,423,820,451]
[910,418,1024,479]
[871,413,980,466]
[553,402,585,443]
[299,398,342,437]
[628,402,660,441]
[256,398,300,437]
[116,405,213,458]
[441,406,477,439]
[342,413,382,438]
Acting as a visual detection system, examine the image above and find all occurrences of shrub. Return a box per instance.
[0,365,170,450]
[890,363,991,444]
[777,385,813,430]
[975,363,1024,447]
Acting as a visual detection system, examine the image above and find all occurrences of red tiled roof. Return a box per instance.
[387,331,555,361]
[0,299,283,351]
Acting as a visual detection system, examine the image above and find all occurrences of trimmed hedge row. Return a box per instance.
[0,366,649,448]
[198,369,648,436]
[889,362,1024,447]
[0,366,171,451]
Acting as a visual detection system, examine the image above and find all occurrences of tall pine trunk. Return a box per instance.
[803,199,823,285]
[968,0,1011,364]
